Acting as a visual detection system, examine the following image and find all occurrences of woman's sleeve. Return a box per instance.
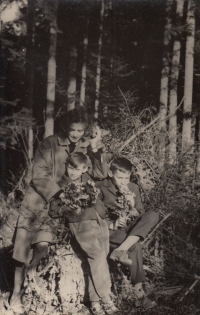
[31,139,61,202]
[87,147,109,179]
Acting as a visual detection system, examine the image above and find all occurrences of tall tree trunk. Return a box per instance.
[159,0,173,167]
[44,1,57,138]
[24,0,35,185]
[80,20,89,106]
[67,46,77,111]
[168,0,184,164]
[94,0,104,119]
[182,0,195,153]
[197,116,200,178]
[103,0,113,118]
[0,35,6,192]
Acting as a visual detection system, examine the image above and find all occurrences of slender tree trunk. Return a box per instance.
[168,0,184,164]
[24,0,35,185]
[103,0,113,118]
[197,116,200,177]
[182,0,195,153]
[159,0,173,167]
[0,35,6,192]
[44,1,57,138]
[67,46,77,111]
[80,20,89,106]
[94,0,104,119]
[191,108,196,149]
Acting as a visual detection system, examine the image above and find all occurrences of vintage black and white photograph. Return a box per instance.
[0,0,200,314]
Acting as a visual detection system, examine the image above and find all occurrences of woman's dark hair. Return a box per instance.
[66,152,88,169]
[61,106,89,134]
[110,157,133,174]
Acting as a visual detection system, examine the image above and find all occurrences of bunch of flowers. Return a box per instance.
[60,180,100,215]
[108,185,137,228]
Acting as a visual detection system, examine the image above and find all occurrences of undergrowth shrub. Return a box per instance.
[1,103,200,314]
[104,104,200,303]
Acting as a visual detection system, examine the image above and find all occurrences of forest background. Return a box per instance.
[1,0,200,314]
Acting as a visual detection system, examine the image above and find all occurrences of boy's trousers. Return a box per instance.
[109,210,159,285]
[69,213,111,302]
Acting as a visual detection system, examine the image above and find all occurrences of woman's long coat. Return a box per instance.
[17,132,108,232]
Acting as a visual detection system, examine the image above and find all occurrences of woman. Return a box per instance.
[10,106,108,312]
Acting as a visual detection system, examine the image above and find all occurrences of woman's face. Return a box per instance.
[67,123,86,143]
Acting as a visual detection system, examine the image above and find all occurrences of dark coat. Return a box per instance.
[17,133,108,232]
[49,173,107,222]
[95,178,144,228]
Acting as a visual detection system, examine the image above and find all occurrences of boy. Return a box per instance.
[96,157,159,301]
[49,152,120,315]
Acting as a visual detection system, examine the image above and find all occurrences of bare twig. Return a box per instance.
[119,115,159,152]
[118,86,133,118]
[37,260,55,277]
[119,97,184,152]
[179,274,200,302]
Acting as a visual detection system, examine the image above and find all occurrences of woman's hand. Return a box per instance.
[90,125,104,152]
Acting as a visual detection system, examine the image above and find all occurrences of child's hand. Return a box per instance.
[115,217,126,229]
[126,194,135,209]
[129,208,140,218]
[69,204,82,215]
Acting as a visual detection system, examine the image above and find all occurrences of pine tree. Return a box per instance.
[80,19,89,106]
[24,0,35,184]
[67,46,77,111]
[182,0,195,153]
[44,1,57,138]
[159,0,173,166]
[168,0,184,164]
[94,0,105,119]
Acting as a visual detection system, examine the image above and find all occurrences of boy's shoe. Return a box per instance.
[102,301,121,314]
[133,283,145,300]
[90,302,106,315]
[109,249,132,267]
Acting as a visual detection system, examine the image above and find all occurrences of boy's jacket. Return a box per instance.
[96,178,144,226]
[49,173,107,222]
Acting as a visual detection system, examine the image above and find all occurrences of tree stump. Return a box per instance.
[21,243,91,315]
